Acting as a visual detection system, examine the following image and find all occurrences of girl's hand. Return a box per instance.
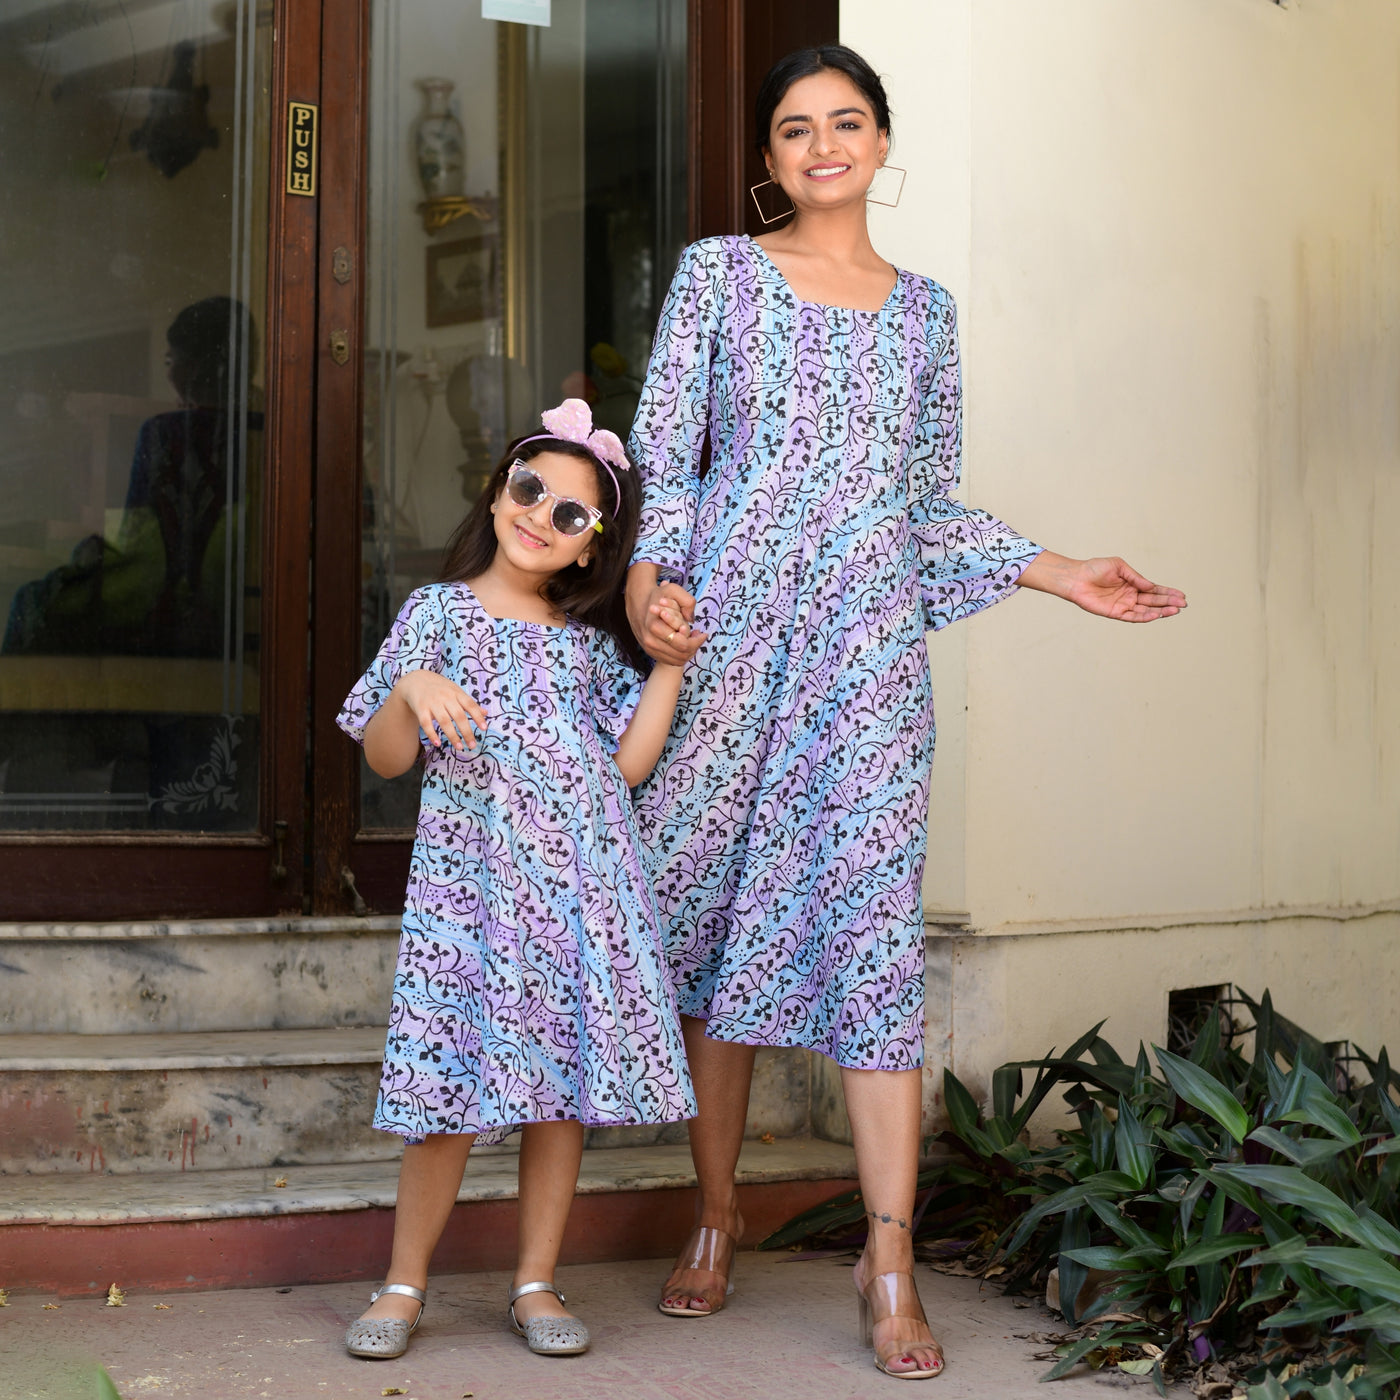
[396,669,488,753]
[626,565,707,665]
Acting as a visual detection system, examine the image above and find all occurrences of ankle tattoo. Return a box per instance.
[866,1210,911,1231]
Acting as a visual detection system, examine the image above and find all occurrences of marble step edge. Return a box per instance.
[0,1026,386,1071]
[0,917,402,942]
[0,1138,857,1226]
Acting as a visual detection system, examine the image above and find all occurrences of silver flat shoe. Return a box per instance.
[508,1281,590,1356]
[345,1283,427,1359]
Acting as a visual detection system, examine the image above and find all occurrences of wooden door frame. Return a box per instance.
[308,0,371,914]
[0,0,319,921]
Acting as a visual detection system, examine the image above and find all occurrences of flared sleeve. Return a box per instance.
[583,626,645,755]
[907,291,1042,631]
[336,587,446,745]
[628,241,719,575]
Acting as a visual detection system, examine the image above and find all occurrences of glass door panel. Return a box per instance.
[0,0,271,832]
[359,0,686,834]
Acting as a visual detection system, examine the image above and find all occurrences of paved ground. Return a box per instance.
[8,1253,1170,1400]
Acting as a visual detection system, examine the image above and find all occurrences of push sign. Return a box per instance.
[286,102,318,196]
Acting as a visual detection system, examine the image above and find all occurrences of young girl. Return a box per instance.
[337,399,703,1361]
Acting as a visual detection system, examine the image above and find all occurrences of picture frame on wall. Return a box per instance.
[425,233,498,328]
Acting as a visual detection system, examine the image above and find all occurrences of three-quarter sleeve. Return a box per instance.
[628,241,718,575]
[583,626,645,755]
[907,293,1042,631]
[336,587,445,745]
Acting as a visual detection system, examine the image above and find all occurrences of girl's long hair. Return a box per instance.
[436,434,647,672]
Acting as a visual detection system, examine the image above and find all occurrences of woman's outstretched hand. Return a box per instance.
[1019,550,1187,623]
[627,563,708,665]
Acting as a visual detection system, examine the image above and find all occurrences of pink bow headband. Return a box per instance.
[516,398,630,517]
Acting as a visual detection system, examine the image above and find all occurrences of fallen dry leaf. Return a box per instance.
[382,1389,407,1396]
[273,1176,289,1188]
[0,1288,8,1306]
[153,1303,172,1310]
[106,1283,126,1307]
[42,1302,60,1310]
[759,1132,775,1145]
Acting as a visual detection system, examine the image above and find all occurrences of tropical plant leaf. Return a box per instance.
[1167,1232,1263,1268]
[1289,1246,1400,1303]
[1154,1045,1250,1144]
[942,1069,994,1155]
[1040,1332,1109,1381]
[1114,1094,1153,1187]
[1085,1195,1166,1256]
[1246,1372,1290,1400]
[1059,1244,1147,1270]
[1214,1164,1371,1245]
[1335,1302,1400,1342]
[1278,1065,1363,1144]
[1364,1136,1400,1157]
[1248,1124,1353,1167]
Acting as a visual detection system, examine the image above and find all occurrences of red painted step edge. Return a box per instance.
[0,1177,856,1296]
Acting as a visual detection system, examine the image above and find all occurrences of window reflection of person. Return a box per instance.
[116,295,262,657]
[0,296,261,660]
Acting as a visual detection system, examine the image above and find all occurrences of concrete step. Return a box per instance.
[0,1030,822,1174]
[0,1028,391,1173]
[0,1139,859,1293]
[0,918,402,1035]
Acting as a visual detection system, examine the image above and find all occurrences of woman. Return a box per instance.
[625,46,1185,1380]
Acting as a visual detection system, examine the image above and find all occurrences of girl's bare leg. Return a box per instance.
[508,1120,587,1323]
[358,1132,475,1323]
[844,1065,943,1376]
[660,1015,756,1312]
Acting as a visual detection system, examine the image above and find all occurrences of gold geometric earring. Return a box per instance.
[749,178,795,225]
[866,164,907,209]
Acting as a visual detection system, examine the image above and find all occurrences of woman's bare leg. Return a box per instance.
[660,1015,756,1312]
[844,1065,943,1376]
[509,1120,587,1323]
[357,1132,475,1323]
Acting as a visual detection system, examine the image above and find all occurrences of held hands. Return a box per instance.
[626,569,707,666]
[1020,551,1187,623]
[396,669,488,753]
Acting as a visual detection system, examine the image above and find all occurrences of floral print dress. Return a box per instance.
[628,235,1041,1070]
[337,582,696,1143]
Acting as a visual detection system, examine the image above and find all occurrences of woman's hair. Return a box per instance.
[437,434,647,671]
[753,45,892,153]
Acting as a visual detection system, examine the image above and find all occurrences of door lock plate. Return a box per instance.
[329,329,350,365]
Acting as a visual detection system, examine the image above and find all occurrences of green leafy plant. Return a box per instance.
[760,990,1400,1398]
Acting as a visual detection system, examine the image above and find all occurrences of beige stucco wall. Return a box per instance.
[841,0,1400,1124]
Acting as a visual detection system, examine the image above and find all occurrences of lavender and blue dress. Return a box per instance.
[337,582,696,1144]
[628,235,1041,1070]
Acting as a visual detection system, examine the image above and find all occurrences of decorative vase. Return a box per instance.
[413,78,465,200]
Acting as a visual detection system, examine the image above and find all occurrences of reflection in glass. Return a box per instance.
[361,0,686,829]
[0,1,270,830]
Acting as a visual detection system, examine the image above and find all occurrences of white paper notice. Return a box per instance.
[482,0,551,25]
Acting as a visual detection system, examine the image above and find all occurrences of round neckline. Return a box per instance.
[454,580,570,633]
[743,235,902,317]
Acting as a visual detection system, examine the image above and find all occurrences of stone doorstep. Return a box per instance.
[0,925,401,1035]
[0,1026,385,1071]
[0,1141,860,1294]
[0,1137,856,1226]
[0,1030,819,1174]
[0,918,403,940]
